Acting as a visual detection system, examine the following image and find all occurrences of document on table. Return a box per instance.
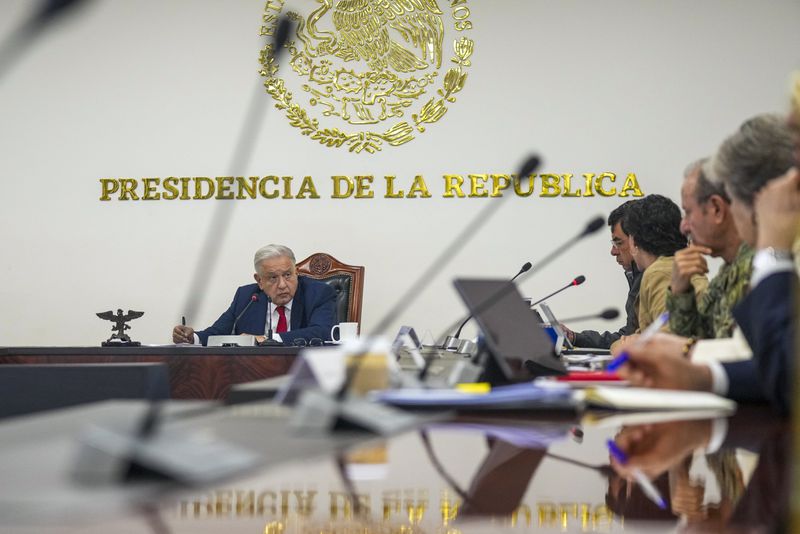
[578,386,736,412]
[372,382,578,411]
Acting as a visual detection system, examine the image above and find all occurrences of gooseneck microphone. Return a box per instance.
[528,275,586,308]
[511,262,533,282]
[0,0,92,81]
[433,216,606,349]
[443,261,532,351]
[260,294,282,345]
[230,293,259,335]
[336,156,541,401]
[289,156,542,436]
[456,261,533,337]
[558,308,619,323]
[181,16,294,324]
[366,156,542,338]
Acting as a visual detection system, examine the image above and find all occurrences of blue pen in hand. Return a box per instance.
[606,439,667,510]
[606,311,669,371]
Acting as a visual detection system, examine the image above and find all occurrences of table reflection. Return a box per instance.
[166,407,787,533]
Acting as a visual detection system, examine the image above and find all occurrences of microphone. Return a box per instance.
[368,155,541,337]
[558,308,620,323]
[443,261,532,351]
[528,275,586,308]
[230,293,259,335]
[289,155,542,435]
[259,294,282,345]
[511,262,533,282]
[0,0,92,81]
[581,217,605,237]
[180,16,294,324]
[431,216,605,385]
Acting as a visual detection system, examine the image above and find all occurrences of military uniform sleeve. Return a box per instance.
[666,285,704,338]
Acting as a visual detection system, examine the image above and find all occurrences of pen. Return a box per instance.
[606,311,669,371]
[182,315,186,326]
[606,439,667,510]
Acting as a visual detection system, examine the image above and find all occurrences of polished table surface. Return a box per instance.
[0,396,788,533]
[0,346,305,399]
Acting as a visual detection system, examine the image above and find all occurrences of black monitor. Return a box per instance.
[453,278,567,383]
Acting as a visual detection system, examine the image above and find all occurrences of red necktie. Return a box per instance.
[276,305,288,334]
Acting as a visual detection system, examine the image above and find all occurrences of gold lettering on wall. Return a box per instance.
[98,173,644,201]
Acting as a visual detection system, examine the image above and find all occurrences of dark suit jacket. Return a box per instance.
[574,269,642,348]
[724,271,795,415]
[197,276,337,345]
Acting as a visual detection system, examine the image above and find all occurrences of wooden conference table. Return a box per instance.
[0,396,788,534]
[0,345,303,399]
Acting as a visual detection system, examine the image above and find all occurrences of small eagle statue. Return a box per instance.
[96,308,144,345]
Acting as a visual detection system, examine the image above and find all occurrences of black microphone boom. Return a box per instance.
[260,294,282,345]
[510,262,533,282]
[0,0,93,81]
[529,275,585,308]
[181,17,294,323]
[558,308,620,323]
[451,261,532,341]
[434,216,605,347]
[367,155,541,338]
[290,155,542,436]
[230,293,259,335]
[581,217,605,237]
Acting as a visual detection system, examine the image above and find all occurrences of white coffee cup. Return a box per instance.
[331,322,359,343]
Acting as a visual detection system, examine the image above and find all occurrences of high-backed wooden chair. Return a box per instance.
[296,253,365,326]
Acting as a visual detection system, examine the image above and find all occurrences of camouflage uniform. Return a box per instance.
[666,243,754,339]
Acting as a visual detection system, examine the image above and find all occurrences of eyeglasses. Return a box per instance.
[292,338,324,347]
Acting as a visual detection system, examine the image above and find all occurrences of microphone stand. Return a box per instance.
[0,0,92,81]
[442,262,531,352]
[289,156,542,435]
[529,276,584,308]
[70,18,293,488]
[558,308,620,323]
[434,218,603,350]
[421,217,605,387]
[181,17,293,324]
[259,294,282,345]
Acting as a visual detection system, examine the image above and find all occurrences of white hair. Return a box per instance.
[707,113,794,206]
[253,244,296,273]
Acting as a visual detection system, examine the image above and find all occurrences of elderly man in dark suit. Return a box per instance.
[173,244,336,345]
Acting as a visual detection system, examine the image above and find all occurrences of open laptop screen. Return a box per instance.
[453,278,567,381]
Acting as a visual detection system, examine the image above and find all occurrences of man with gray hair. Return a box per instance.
[612,109,798,415]
[173,244,337,345]
[666,158,753,339]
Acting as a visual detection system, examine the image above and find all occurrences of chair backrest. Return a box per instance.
[296,252,364,326]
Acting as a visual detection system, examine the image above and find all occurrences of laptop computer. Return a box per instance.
[453,278,567,383]
[539,302,573,354]
[538,302,611,356]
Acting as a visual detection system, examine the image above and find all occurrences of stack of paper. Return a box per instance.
[578,386,736,412]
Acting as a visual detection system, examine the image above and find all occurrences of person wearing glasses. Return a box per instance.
[616,109,799,416]
[172,244,337,345]
[562,200,643,349]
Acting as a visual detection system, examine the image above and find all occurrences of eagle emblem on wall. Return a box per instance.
[259,0,475,153]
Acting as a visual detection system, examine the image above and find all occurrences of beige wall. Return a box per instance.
[1,0,798,345]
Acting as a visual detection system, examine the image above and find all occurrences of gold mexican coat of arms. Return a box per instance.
[259,0,475,154]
